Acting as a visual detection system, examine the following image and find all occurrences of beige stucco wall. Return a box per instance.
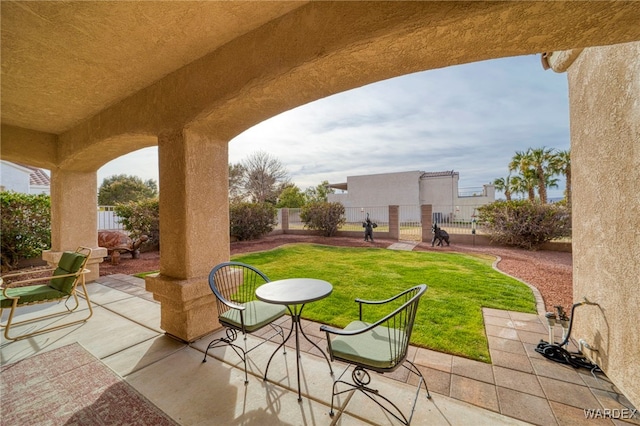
[0,125,57,170]
[328,171,493,223]
[340,171,422,208]
[420,174,458,207]
[569,41,639,408]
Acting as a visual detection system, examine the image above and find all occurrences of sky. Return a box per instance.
[98,54,571,199]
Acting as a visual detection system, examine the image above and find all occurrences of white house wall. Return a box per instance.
[29,184,50,195]
[419,174,458,207]
[329,170,495,223]
[336,171,422,208]
[0,160,31,193]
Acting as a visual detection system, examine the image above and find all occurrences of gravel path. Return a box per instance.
[98,234,572,313]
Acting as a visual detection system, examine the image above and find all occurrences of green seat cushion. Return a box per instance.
[219,301,286,333]
[1,285,68,308]
[330,321,407,370]
[49,251,86,294]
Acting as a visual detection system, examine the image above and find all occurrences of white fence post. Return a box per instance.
[97,206,125,231]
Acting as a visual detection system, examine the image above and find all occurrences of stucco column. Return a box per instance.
[568,41,639,408]
[145,128,229,342]
[281,208,289,232]
[388,205,399,240]
[421,204,433,243]
[42,168,106,281]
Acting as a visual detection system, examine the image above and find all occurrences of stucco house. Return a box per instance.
[0,160,51,195]
[328,170,495,222]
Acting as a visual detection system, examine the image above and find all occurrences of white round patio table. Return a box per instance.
[256,278,334,401]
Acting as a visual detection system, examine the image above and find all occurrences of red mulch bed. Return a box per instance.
[98,234,572,313]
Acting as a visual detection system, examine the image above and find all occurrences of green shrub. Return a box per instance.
[0,191,51,271]
[300,202,346,237]
[477,200,571,250]
[114,198,159,249]
[230,202,277,240]
[98,174,158,205]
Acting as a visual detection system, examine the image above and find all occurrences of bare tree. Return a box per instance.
[242,151,290,204]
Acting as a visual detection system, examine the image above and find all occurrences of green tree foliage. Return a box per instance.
[114,198,159,249]
[504,147,568,204]
[552,149,572,207]
[509,151,538,201]
[276,184,306,208]
[477,200,571,250]
[493,176,512,201]
[0,192,51,270]
[230,202,277,240]
[527,147,557,204]
[98,174,158,205]
[304,180,335,203]
[300,202,346,237]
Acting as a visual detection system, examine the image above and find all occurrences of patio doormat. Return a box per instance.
[0,342,178,425]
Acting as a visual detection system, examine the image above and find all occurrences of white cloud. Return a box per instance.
[98,147,159,187]
[99,54,570,199]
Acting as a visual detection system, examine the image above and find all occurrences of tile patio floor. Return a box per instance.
[1,274,638,425]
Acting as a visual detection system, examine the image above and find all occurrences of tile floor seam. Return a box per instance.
[87,278,636,423]
[97,302,164,334]
[96,334,163,362]
[119,346,190,379]
[532,369,563,426]
[106,339,189,378]
[495,385,560,426]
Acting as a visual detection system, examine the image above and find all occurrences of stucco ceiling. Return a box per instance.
[2,0,640,142]
[1,1,304,134]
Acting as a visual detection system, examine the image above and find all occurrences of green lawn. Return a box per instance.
[233,244,536,362]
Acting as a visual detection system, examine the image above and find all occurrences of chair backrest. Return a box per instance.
[49,248,91,294]
[208,262,270,318]
[366,284,427,370]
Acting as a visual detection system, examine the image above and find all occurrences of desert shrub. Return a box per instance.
[230,202,277,240]
[114,198,159,249]
[477,200,571,250]
[0,191,51,270]
[300,202,346,237]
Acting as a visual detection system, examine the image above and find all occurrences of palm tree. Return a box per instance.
[508,150,529,177]
[552,149,571,206]
[523,170,538,201]
[510,171,537,201]
[509,147,559,203]
[527,147,557,203]
[509,150,538,201]
[545,175,560,196]
[493,176,513,201]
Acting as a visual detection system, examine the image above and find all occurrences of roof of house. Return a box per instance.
[329,170,459,191]
[420,171,459,178]
[17,163,51,186]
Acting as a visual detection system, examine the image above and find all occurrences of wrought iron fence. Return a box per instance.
[431,204,481,234]
[398,205,421,241]
[98,203,485,237]
[288,206,391,232]
[342,206,389,232]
